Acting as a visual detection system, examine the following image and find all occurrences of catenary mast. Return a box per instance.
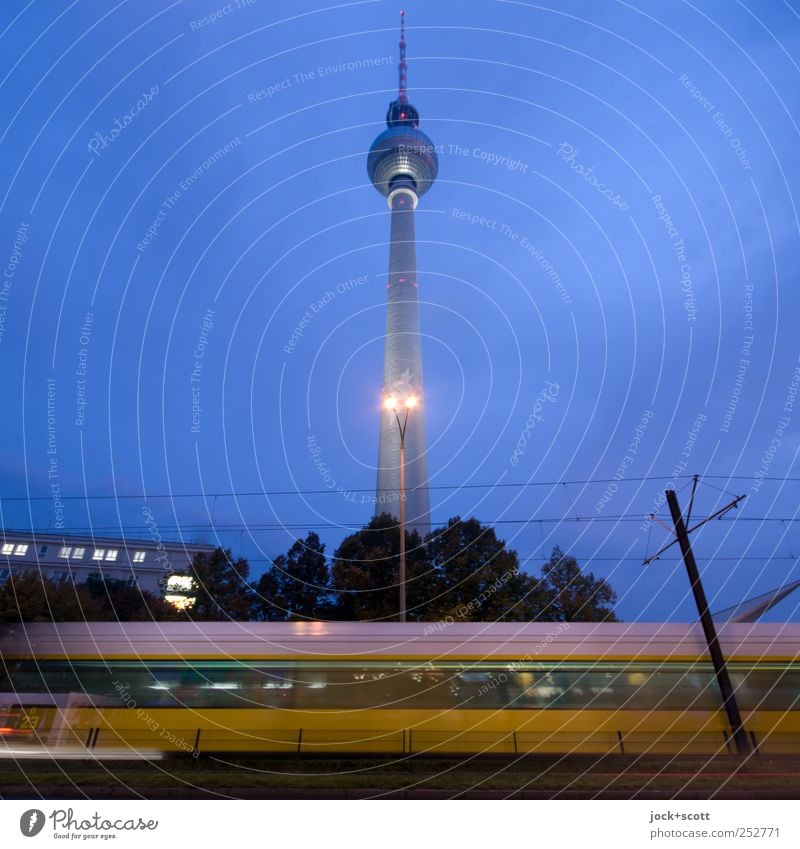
[367,11,437,535]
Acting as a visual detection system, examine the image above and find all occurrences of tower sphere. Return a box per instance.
[367,124,438,200]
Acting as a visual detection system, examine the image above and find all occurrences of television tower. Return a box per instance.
[367,11,437,535]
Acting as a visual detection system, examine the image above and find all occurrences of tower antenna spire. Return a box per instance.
[398,10,408,103]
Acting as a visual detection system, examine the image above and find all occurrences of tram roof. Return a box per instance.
[1,621,799,661]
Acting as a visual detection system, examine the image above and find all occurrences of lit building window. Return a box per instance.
[59,547,72,558]
[72,547,85,559]
[166,574,194,592]
[1,544,14,555]
[165,573,196,611]
[165,595,195,611]
[14,545,28,556]
[105,550,118,561]
[133,551,146,563]
[92,549,105,560]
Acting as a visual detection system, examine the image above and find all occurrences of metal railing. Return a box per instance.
[55,726,797,756]
[5,707,797,756]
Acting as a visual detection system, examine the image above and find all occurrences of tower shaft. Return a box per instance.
[375,188,430,534]
[368,13,436,536]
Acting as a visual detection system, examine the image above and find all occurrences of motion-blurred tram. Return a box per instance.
[1,621,798,755]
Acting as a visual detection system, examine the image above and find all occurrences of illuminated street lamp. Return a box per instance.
[383,393,417,622]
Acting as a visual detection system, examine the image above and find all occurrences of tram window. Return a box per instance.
[2,661,799,713]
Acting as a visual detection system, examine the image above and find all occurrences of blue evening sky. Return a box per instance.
[1,0,800,621]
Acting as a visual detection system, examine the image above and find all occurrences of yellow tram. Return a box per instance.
[1,621,798,755]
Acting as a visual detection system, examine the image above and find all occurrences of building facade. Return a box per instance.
[0,530,214,600]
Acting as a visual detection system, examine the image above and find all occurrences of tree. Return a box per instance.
[539,546,618,622]
[253,532,331,620]
[282,519,621,624]
[0,573,89,622]
[84,576,177,621]
[0,573,176,622]
[425,517,545,621]
[252,555,289,621]
[185,547,252,620]
[329,513,434,621]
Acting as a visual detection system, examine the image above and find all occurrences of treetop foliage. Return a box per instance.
[0,521,619,624]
